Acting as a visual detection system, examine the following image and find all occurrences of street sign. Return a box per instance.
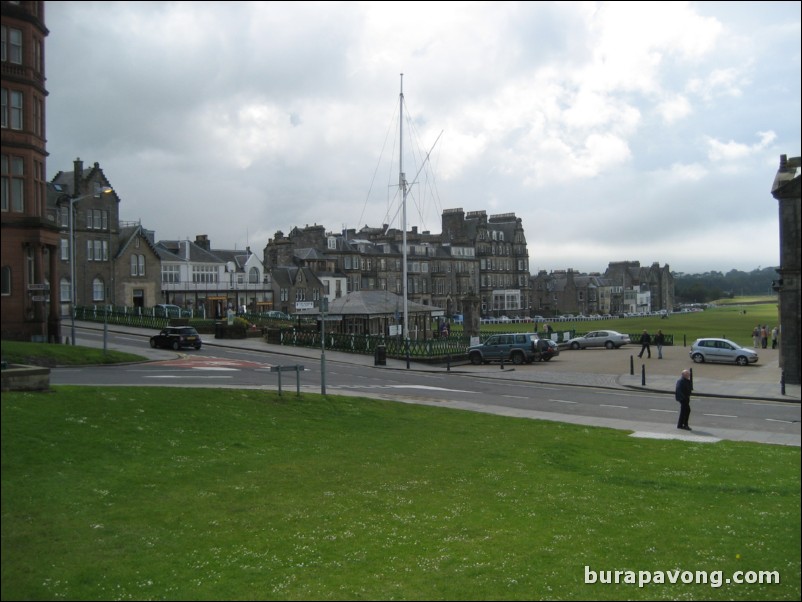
[28,284,49,291]
[31,295,48,302]
[295,301,314,310]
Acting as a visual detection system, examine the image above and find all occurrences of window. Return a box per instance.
[130,255,138,276]
[1,265,10,296]
[1,27,23,64]
[161,264,180,283]
[1,155,24,212]
[60,278,70,302]
[3,89,24,130]
[60,239,69,260]
[138,255,145,276]
[93,278,105,302]
[248,266,259,283]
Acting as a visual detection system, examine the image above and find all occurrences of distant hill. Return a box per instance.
[673,267,779,303]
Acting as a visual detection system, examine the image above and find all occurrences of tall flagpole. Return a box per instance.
[400,73,409,342]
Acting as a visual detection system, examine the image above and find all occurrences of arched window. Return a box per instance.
[249,266,260,283]
[92,277,104,301]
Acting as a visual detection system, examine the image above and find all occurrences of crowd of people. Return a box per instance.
[752,324,779,349]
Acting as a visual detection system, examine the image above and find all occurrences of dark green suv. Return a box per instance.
[468,333,543,365]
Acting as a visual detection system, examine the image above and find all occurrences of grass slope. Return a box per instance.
[2,387,799,601]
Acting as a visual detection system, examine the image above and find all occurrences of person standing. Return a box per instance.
[752,326,760,348]
[654,329,665,359]
[760,325,768,349]
[675,369,693,431]
[771,326,779,349]
[637,330,651,358]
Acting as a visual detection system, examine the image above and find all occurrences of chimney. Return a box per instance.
[73,158,83,195]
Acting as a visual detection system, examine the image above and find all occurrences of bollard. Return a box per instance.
[447,354,451,372]
[690,367,694,390]
[630,355,634,375]
[641,363,646,386]
[781,370,786,396]
[500,355,505,370]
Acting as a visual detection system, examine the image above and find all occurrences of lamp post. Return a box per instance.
[60,187,113,345]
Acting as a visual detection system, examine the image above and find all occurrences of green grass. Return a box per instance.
[469,299,779,348]
[2,387,799,601]
[1,340,146,367]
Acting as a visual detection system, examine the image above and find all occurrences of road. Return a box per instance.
[49,325,801,447]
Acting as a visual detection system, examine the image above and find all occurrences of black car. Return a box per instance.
[149,326,202,350]
[535,338,560,361]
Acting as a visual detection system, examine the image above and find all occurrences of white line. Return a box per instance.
[600,404,628,409]
[145,375,232,379]
[703,413,738,418]
[765,418,796,424]
[649,409,675,413]
[503,395,529,400]
[550,399,577,404]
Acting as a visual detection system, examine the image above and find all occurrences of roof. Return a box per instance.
[327,290,443,316]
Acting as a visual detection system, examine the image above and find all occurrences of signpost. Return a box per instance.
[270,365,304,396]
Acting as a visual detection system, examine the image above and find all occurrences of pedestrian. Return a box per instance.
[752,326,760,348]
[654,329,665,359]
[771,326,779,349]
[637,329,651,358]
[675,369,693,431]
[760,325,768,349]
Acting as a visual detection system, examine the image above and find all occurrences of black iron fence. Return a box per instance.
[74,306,674,361]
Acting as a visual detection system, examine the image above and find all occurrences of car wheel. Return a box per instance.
[195,344,202,350]
[605,341,614,349]
[542,356,552,362]
[691,353,705,363]
[511,352,524,365]
[570,342,580,350]
[172,340,180,351]
[470,352,482,365]
[149,339,157,348]
[736,356,749,366]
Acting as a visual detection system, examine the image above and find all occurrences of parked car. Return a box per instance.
[566,330,631,350]
[150,326,203,350]
[689,338,758,366]
[153,304,182,318]
[468,333,543,365]
[535,338,560,362]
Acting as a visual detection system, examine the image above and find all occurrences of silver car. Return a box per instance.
[690,338,758,366]
[567,330,631,350]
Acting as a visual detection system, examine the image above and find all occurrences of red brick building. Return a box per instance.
[1,1,59,341]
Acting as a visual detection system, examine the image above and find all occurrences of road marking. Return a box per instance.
[650,409,675,413]
[765,418,796,424]
[550,399,577,404]
[145,375,232,379]
[600,404,628,409]
[703,413,737,418]
[503,395,529,400]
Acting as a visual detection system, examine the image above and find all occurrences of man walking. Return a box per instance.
[675,369,693,431]
[637,330,651,359]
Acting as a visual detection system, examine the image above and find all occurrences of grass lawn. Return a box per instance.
[2,387,799,601]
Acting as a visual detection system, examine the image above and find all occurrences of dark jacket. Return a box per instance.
[639,332,651,345]
[675,377,692,404]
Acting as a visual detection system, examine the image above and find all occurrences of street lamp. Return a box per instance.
[59,186,113,345]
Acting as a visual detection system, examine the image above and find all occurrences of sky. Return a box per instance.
[44,1,801,275]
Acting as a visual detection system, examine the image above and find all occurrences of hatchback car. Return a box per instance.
[566,330,631,350]
[150,326,203,350]
[535,338,560,362]
[689,338,758,366]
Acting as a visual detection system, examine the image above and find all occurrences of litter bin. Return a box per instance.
[375,345,387,366]
[215,321,225,339]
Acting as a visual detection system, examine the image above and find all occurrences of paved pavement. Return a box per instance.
[73,321,801,446]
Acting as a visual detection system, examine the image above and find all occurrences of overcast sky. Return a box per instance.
[44,1,800,274]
